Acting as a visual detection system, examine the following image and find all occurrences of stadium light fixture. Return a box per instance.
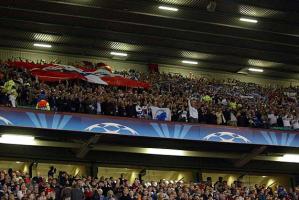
[277,154,299,163]
[240,18,258,23]
[158,6,178,12]
[248,68,263,72]
[146,148,185,156]
[0,134,35,145]
[33,43,52,48]
[110,52,128,57]
[182,60,198,65]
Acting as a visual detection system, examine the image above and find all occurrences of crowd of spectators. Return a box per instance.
[1,62,299,130]
[0,168,298,200]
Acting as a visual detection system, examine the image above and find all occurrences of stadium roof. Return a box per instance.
[0,0,299,78]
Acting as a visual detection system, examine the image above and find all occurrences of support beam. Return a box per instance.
[76,135,101,159]
[234,146,267,168]
[29,162,38,177]
[89,163,99,178]
[139,169,146,181]
[29,162,34,177]
[194,170,203,182]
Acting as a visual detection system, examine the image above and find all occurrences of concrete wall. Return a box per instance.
[98,167,141,184]
[98,167,195,183]
[144,169,195,183]
[36,163,87,178]
[0,48,298,87]
[202,172,292,188]
[0,161,29,174]
[98,167,292,187]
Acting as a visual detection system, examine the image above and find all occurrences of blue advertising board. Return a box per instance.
[0,108,298,147]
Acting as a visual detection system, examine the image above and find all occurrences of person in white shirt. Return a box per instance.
[135,103,142,118]
[221,98,228,106]
[188,98,198,123]
[141,105,149,119]
[267,111,278,126]
[17,183,27,200]
[291,115,299,130]
[216,108,226,125]
[282,114,292,128]
[8,93,17,107]
[229,111,237,126]
[96,97,102,115]
[292,119,299,130]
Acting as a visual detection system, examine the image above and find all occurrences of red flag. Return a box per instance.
[7,61,150,88]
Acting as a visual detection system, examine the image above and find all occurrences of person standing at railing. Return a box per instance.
[2,79,18,108]
[7,85,18,108]
[188,98,198,123]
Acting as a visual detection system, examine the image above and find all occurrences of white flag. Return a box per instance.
[150,106,171,121]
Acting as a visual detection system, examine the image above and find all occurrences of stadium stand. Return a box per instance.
[0,0,299,199]
[0,61,298,130]
[0,168,298,200]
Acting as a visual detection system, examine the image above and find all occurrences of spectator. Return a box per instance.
[106,190,116,200]
[2,80,18,107]
[92,189,105,200]
[188,98,198,123]
[0,62,299,131]
[268,111,278,127]
[229,110,238,126]
[48,166,56,178]
[71,182,85,200]
[283,114,293,129]
[61,186,72,200]
[292,116,299,130]
[119,188,132,200]
[215,108,225,125]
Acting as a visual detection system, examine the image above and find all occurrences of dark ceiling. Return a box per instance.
[1,126,299,174]
[0,0,298,78]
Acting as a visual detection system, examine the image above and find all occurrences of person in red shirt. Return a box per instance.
[45,183,54,195]
[84,187,93,200]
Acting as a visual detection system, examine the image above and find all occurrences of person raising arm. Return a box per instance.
[188,98,198,123]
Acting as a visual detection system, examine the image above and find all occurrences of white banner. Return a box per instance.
[150,106,171,121]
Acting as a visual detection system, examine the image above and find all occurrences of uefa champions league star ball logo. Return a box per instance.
[203,132,251,143]
[0,116,13,125]
[84,123,139,135]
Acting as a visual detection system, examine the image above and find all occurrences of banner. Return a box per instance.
[0,107,299,147]
[150,106,171,121]
[6,61,150,88]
